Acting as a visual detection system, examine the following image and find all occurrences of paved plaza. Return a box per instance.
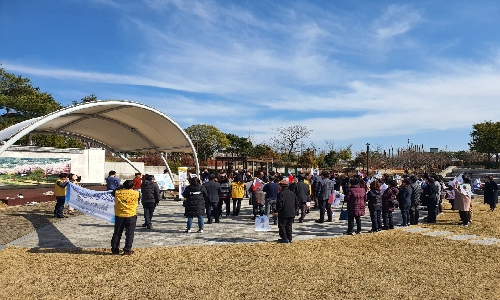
[6,199,376,249]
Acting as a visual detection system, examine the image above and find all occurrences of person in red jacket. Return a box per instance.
[344,177,366,235]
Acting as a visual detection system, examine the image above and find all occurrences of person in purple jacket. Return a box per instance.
[344,177,366,235]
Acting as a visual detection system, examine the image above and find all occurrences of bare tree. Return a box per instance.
[271,125,312,166]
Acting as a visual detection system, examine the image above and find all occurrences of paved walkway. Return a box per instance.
[6,199,381,249]
[6,198,499,250]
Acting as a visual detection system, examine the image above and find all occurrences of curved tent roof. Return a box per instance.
[0,100,199,173]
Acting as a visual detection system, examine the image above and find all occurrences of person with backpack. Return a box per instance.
[263,177,280,225]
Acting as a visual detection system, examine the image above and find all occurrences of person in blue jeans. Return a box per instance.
[182,177,208,233]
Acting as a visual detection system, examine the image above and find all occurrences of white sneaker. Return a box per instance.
[185,229,191,233]
[197,229,204,233]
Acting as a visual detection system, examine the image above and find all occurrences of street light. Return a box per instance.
[366,143,370,176]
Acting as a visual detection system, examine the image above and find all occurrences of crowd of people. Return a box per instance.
[57,168,499,255]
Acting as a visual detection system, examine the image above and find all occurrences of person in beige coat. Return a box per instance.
[453,178,472,226]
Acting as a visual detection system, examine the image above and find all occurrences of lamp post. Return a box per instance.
[366,143,370,176]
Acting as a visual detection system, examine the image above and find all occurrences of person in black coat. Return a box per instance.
[203,174,221,224]
[140,174,160,229]
[367,180,383,232]
[397,178,412,226]
[275,180,299,243]
[409,175,422,225]
[182,177,208,233]
[483,175,499,212]
[293,174,310,223]
[422,174,439,223]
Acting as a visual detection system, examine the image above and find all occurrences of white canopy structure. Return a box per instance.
[0,100,199,178]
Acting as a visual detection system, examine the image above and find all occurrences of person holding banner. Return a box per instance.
[182,177,208,233]
[54,173,69,218]
[111,180,140,255]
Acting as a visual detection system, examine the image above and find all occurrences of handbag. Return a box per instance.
[339,203,348,220]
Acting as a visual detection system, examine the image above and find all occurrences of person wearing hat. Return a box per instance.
[275,180,299,243]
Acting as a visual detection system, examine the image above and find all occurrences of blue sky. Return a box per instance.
[1,0,500,153]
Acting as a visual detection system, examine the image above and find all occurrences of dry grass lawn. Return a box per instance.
[423,196,500,238]
[1,230,500,300]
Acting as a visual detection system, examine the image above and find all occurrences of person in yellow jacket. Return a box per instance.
[231,175,245,216]
[54,173,69,218]
[111,180,140,255]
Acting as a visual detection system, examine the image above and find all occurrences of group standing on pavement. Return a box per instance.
[54,168,499,255]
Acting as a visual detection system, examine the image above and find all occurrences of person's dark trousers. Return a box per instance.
[427,203,438,223]
[409,206,419,225]
[298,202,308,222]
[400,205,410,226]
[220,198,230,216]
[347,215,362,233]
[369,207,382,231]
[449,199,455,210]
[319,199,333,222]
[252,204,263,218]
[111,215,137,253]
[489,202,497,211]
[206,201,219,222]
[142,202,156,226]
[313,197,319,208]
[278,216,294,242]
[233,198,242,216]
[383,211,394,229]
[54,196,65,217]
[459,210,470,225]
[438,199,443,214]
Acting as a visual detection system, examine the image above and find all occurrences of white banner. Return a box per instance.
[254,215,270,231]
[178,167,188,200]
[65,182,116,223]
[153,174,175,190]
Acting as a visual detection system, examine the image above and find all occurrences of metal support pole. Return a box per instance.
[366,143,370,176]
[118,153,141,173]
[160,152,175,184]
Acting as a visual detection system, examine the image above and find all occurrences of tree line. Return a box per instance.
[2,65,500,172]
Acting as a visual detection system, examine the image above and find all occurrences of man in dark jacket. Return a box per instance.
[483,175,499,211]
[141,174,160,229]
[409,176,422,225]
[316,171,335,223]
[311,173,322,208]
[182,177,208,233]
[293,174,310,223]
[203,174,221,224]
[275,180,299,243]
[263,178,280,225]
